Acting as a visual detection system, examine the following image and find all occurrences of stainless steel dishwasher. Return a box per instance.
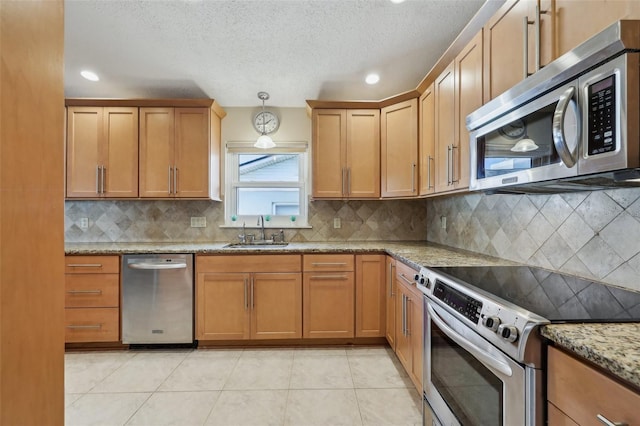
[121,254,193,345]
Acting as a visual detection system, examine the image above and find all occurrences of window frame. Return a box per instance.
[224,141,310,228]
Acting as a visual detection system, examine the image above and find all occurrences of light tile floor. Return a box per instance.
[65,346,423,426]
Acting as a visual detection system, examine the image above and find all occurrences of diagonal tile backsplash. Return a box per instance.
[427,188,640,292]
[65,199,428,244]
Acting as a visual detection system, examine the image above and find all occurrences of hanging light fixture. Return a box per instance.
[254,91,276,149]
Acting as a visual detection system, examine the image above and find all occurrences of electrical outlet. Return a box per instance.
[79,218,89,229]
[441,216,447,230]
[190,217,206,228]
[333,217,341,229]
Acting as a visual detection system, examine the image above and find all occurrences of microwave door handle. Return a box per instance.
[552,86,579,168]
[427,302,513,377]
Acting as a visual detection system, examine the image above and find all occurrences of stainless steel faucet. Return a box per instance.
[257,215,266,241]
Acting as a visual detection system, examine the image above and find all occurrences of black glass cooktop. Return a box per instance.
[432,265,640,322]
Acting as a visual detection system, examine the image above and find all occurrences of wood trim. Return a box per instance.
[65,98,215,107]
[306,90,420,110]
[196,337,388,348]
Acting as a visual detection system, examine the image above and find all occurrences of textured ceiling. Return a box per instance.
[65,0,493,107]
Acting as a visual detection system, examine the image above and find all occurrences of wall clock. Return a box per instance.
[253,111,279,134]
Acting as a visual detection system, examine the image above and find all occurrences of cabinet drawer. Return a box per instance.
[65,274,119,308]
[548,346,640,426]
[395,261,417,286]
[303,254,354,272]
[197,254,301,273]
[65,255,120,274]
[65,307,119,343]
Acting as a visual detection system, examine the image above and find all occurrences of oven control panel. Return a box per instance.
[432,279,482,324]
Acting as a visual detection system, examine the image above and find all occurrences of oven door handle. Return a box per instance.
[427,303,513,377]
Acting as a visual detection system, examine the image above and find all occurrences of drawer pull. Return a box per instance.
[398,273,414,285]
[311,262,347,266]
[67,290,103,295]
[310,275,348,280]
[67,264,103,268]
[597,414,628,426]
[66,324,102,330]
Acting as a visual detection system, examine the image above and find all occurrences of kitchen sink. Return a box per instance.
[223,242,289,249]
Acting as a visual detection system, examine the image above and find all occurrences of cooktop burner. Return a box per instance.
[431,265,640,322]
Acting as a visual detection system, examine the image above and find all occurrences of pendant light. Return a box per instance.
[254,91,276,149]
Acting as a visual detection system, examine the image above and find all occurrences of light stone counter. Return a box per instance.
[64,241,516,270]
[541,323,640,390]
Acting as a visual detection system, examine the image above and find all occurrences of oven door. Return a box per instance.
[423,297,526,426]
[470,81,580,191]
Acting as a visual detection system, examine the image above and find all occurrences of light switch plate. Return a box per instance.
[333,217,341,229]
[79,218,89,229]
[190,217,206,228]
[441,216,447,230]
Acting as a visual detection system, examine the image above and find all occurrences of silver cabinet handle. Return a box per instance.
[411,163,416,193]
[534,5,550,72]
[451,145,459,184]
[174,167,178,195]
[388,262,395,297]
[427,156,434,190]
[523,16,535,78]
[244,278,249,310]
[67,263,103,268]
[342,167,347,196]
[67,289,102,295]
[399,273,414,285]
[597,414,628,426]
[311,262,347,266]
[446,145,452,185]
[67,324,102,329]
[405,296,411,337]
[402,294,407,336]
[310,275,349,280]
[552,86,580,168]
[96,165,101,194]
[347,168,351,196]
[101,166,106,194]
[168,166,173,194]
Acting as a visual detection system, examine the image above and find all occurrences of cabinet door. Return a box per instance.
[454,30,483,191]
[66,107,102,198]
[483,0,531,101]
[196,272,250,340]
[395,282,412,372]
[435,62,455,193]
[174,108,210,198]
[312,109,346,198]
[355,254,386,338]
[303,271,355,338]
[407,284,424,392]
[381,99,418,198]
[419,84,436,196]
[139,107,174,198]
[385,257,396,349]
[251,272,302,339]
[346,110,380,198]
[103,107,138,198]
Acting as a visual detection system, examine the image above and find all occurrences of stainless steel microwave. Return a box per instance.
[467,20,640,193]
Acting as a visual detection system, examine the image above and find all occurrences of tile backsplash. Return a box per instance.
[65,199,428,244]
[427,188,640,292]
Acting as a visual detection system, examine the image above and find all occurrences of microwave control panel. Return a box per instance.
[587,74,616,155]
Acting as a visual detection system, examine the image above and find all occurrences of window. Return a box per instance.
[225,142,309,227]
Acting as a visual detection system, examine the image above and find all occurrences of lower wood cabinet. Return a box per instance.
[547,345,640,426]
[64,255,120,343]
[303,254,355,338]
[385,256,397,348]
[196,255,302,340]
[394,261,423,392]
[355,254,386,338]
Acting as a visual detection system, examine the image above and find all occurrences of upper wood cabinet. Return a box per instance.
[434,31,483,194]
[312,109,380,199]
[139,107,211,198]
[66,107,138,198]
[419,84,436,196]
[381,98,418,198]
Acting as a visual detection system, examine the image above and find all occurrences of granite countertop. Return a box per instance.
[541,323,640,390]
[64,241,516,270]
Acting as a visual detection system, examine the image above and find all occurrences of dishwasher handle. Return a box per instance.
[128,262,188,270]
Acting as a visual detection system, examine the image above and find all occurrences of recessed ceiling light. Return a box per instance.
[365,73,380,85]
[80,70,99,82]
[390,0,406,3]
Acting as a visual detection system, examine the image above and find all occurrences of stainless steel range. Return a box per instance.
[417,265,640,426]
